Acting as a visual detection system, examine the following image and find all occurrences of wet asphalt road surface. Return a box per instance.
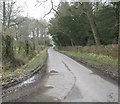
[3,48,118,102]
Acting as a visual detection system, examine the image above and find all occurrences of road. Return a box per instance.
[3,48,118,102]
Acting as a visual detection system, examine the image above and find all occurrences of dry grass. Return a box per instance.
[59,44,118,70]
[2,49,47,83]
[61,50,118,68]
[59,44,118,59]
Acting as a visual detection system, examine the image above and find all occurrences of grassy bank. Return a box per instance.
[61,50,118,69]
[59,44,118,59]
[2,49,47,83]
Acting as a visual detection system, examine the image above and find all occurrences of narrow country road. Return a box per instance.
[3,48,118,102]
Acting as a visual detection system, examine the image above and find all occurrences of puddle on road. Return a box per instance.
[3,74,40,95]
[21,76,36,85]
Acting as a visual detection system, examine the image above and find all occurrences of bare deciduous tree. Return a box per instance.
[36,0,59,18]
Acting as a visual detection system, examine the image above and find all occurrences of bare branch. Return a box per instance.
[35,0,59,18]
[35,0,47,7]
[43,8,52,18]
[43,0,59,18]
[78,2,87,13]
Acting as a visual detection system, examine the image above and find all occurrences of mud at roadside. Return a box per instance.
[2,64,61,102]
[2,53,48,89]
[2,55,51,102]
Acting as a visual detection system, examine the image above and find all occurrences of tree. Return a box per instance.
[2,0,51,71]
[118,2,120,71]
[2,1,14,64]
[36,1,101,46]
[79,2,100,45]
[116,2,120,70]
[95,4,118,44]
[49,2,92,46]
[49,1,119,46]
[2,1,24,70]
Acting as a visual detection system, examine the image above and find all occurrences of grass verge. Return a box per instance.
[2,49,47,83]
[61,50,118,69]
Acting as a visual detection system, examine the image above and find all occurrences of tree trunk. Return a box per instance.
[25,40,29,55]
[18,42,21,54]
[18,34,22,54]
[118,2,120,70]
[32,31,36,50]
[83,3,100,46]
[2,2,15,63]
[5,35,14,60]
[2,1,6,39]
[70,39,74,46]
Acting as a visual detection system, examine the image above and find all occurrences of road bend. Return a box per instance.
[3,48,118,102]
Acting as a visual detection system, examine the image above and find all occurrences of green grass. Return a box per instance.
[2,49,47,82]
[61,50,118,69]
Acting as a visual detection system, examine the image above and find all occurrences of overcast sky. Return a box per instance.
[4,0,117,22]
[16,0,60,21]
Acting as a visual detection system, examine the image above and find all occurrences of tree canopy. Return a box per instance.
[48,2,119,46]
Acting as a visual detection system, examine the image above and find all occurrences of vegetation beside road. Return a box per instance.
[59,45,118,69]
[59,45,118,59]
[2,49,47,84]
[49,2,119,47]
[59,45,118,80]
[61,50,117,69]
[1,1,51,85]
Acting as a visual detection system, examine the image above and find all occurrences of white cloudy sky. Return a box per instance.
[16,0,61,21]
[5,0,111,21]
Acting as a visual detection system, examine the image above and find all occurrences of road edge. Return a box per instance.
[2,51,48,90]
[58,50,118,85]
